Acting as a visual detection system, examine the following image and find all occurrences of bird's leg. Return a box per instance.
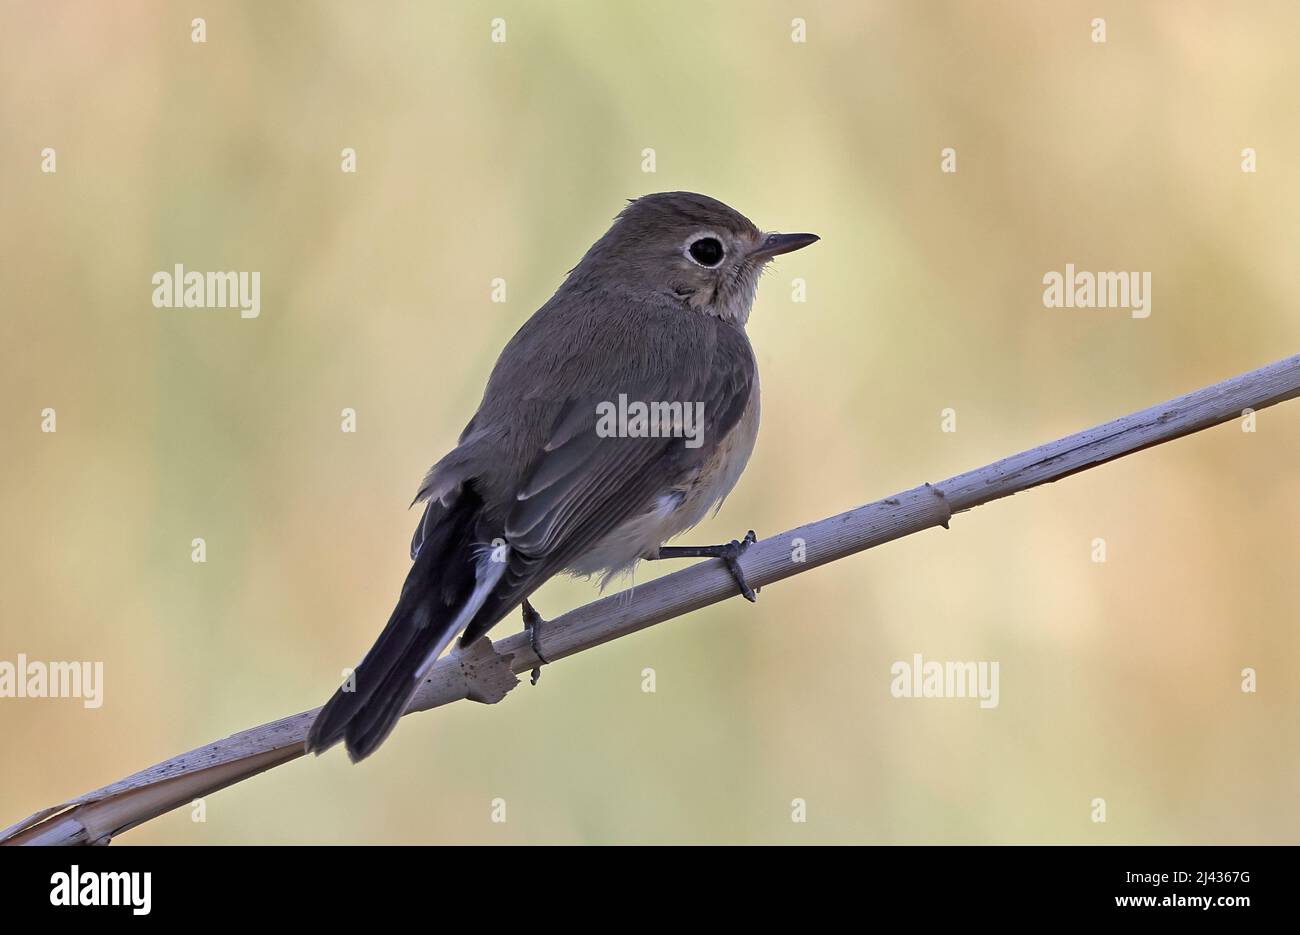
[521,599,549,686]
[650,530,759,602]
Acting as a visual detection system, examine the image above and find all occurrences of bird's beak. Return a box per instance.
[751,231,820,260]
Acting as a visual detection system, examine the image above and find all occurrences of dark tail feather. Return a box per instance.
[306,489,491,762]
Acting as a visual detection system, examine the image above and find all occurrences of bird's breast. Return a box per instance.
[676,375,761,525]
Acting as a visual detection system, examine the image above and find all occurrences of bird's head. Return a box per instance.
[569,192,818,325]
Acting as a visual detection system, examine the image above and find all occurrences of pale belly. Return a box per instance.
[565,379,761,583]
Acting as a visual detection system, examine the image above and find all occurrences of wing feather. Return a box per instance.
[504,323,755,565]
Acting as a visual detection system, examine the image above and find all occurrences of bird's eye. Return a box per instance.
[687,237,725,267]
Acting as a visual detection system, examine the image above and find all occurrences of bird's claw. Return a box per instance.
[522,599,549,685]
[722,530,758,602]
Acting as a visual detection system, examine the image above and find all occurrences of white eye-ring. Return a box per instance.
[684,232,726,268]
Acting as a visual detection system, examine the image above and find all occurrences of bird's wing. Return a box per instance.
[507,324,754,558]
[458,322,756,642]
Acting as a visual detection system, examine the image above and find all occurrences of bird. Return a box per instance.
[305,192,818,761]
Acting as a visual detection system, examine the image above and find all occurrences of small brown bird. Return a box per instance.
[306,192,818,760]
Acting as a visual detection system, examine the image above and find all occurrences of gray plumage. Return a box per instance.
[306,192,817,761]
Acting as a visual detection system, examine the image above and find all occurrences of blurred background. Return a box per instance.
[1,0,1297,844]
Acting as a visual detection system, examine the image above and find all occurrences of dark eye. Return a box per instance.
[688,237,725,267]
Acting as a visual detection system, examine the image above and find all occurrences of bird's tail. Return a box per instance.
[305,488,504,761]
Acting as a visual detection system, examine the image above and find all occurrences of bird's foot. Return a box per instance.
[719,530,759,602]
[522,599,549,686]
[653,530,759,602]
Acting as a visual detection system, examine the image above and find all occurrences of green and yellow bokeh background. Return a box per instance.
[2,1,1297,844]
